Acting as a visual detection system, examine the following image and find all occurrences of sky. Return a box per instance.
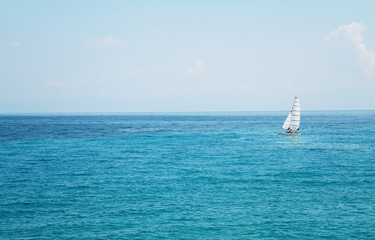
[1,0,375,113]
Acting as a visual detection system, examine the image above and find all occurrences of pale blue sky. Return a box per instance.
[1,1,375,112]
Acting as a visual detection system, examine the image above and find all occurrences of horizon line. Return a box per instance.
[0,109,374,115]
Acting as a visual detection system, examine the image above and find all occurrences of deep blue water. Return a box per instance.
[1,111,375,239]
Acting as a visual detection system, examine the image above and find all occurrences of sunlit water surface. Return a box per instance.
[1,111,375,239]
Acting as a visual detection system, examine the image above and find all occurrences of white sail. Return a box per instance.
[282,111,292,130]
[281,96,300,131]
[290,96,300,131]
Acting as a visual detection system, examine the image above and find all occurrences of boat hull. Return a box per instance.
[278,132,301,135]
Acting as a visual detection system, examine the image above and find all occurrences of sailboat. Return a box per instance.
[279,96,300,135]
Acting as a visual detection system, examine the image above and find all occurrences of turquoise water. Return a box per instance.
[1,111,375,239]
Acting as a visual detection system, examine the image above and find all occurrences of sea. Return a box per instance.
[1,111,375,239]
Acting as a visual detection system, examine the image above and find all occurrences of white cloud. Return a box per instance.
[86,35,119,47]
[105,78,117,83]
[187,60,205,75]
[10,42,20,47]
[48,81,79,88]
[131,68,143,75]
[326,22,375,75]
[35,81,79,90]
